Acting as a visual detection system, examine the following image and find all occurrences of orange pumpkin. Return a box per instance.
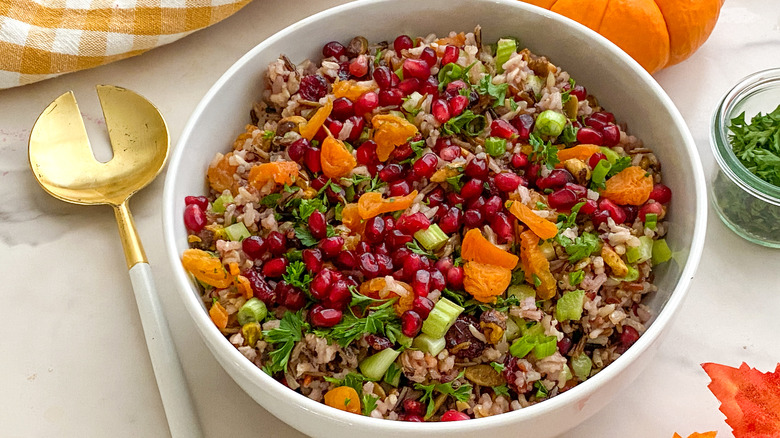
[520,0,722,73]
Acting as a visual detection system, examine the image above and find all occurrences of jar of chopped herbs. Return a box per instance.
[710,69,780,247]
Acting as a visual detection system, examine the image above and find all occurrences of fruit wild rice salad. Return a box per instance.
[181,28,674,421]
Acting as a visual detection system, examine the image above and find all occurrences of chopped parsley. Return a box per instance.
[362,393,379,416]
[475,75,509,107]
[556,231,601,262]
[294,224,318,247]
[606,156,632,178]
[728,104,780,186]
[440,110,487,137]
[262,311,308,374]
[569,270,585,286]
[556,202,585,230]
[559,123,579,146]
[490,361,505,373]
[414,371,473,418]
[493,384,511,397]
[315,299,402,348]
[446,173,465,191]
[260,193,282,207]
[283,261,312,290]
[529,133,560,169]
[533,381,549,398]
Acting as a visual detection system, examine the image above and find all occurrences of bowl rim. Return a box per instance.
[162,0,708,431]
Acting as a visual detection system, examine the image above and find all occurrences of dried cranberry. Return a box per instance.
[298,75,328,101]
[445,315,486,358]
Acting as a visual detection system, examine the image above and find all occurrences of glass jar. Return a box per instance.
[710,68,780,248]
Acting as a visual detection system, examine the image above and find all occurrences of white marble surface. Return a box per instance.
[2,1,780,437]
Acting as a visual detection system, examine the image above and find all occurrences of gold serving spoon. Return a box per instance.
[29,86,202,438]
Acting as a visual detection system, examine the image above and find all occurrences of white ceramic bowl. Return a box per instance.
[162,0,707,436]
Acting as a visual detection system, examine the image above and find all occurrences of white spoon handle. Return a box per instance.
[129,262,204,438]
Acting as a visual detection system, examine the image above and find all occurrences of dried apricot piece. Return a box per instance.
[435,33,466,47]
[182,248,232,288]
[506,200,559,240]
[357,190,418,220]
[463,261,512,303]
[371,114,419,162]
[460,228,519,270]
[332,79,377,101]
[321,136,357,179]
[209,301,228,330]
[324,386,361,414]
[602,166,653,205]
[359,277,387,299]
[519,230,556,299]
[341,203,362,229]
[248,161,299,190]
[556,144,602,163]
[207,152,238,194]
[299,99,333,140]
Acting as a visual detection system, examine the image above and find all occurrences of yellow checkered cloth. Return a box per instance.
[0,0,251,89]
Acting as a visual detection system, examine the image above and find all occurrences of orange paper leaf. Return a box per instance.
[702,362,780,438]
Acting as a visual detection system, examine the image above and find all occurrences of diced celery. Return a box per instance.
[383,362,402,387]
[599,146,620,164]
[536,110,567,137]
[520,321,544,337]
[396,333,414,349]
[421,298,464,339]
[555,289,585,322]
[508,284,535,302]
[359,348,401,381]
[626,236,653,264]
[645,213,658,230]
[526,74,545,97]
[509,336,535,359]
[224,222,250,242]
[504,317,521,342]
[402,92,424,113]
[237,298,267,325]
[613,265,640,282]
[495,38,517,73]
[414,224,449,250]
[532,335,558,359]
[413,333,446,356]
[652,239,672,265]
[591,160,612,186]
[571,354,593,380]
[485,137,507,157]
[212,193,233,213]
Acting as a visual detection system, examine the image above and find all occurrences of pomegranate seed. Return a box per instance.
[358,240,374,254]
[349,54,369,78]
[618,325,640,353]
[392,141,414,160]
[327,120,344,138]
[441,410,470,421]
[307,210,327,240]
[397,78,420,96]
[185,195,208,210]
[571,84,587,100]
[358,253,380,278]
[511,114,534,140]
[379,164,403,182]
[401,310,423,337]
[413,270,431,297]
[433,259,453,277]
[397,212,431,234]
[322,41,346,58]
[303,146,322,173]
[319,236,345,258]
[364,216,386,243]
[356,140,379,165]
[510,152,529,169]
[286,138,307,162]
[623,205,639,224]
[420,47,437,67]
[465,157,489,178]
[310,269,336,300]
[420,75,439,96]
[373,66,394,89]
[591,210,611,228]
[298,75,328,101]
[448,94,469,116]
[242,235,266,259]
[183,204,206,232]
[601,124,620,146]
[438,207,463,234]
[379,88,404,106]
[439,145,461,161]
[587,152,607,169]
[447,265,465,289]
[265,231,286,256]
[393,35,413,53]
[412,296,434,319]
[490,119,518,139]
[564,183,588,199]
[461,178,484,200]
[557,337,573,355]
[384,216,396,232]
[403,415,424,422]
[413,153,439,179]
[464,209,483,228]
[403,58,431,80]
[354,91,379,116]
[429,269,446,292]
[389,180,412,197]
[577,127,603,146]
[580,199,598,215]
[548,188,578,210]
[591,111,615,124]
[244,269,275,304]
[302,249,323,272]
[432,99,451,123]
[376,254,394,276]
[649,184,672,204]
[403,399,425,416]
[490,212,514,242]
[402,253,423,274]
[526,163,541,185]
[638,202,664,221]
[494,172,522,192]
[599,198,627,223]
[331,97,354,120]
[386,230,414,249]
[326,279,351,309]
[425,187,445,207]
[346,115,365,142]
[276,282,306,310]
[310,305,343,327]
[263,257,288,278]
[441,45,460,66]
[585,116,608,131]
[334,250,358,270]
[536,169,574,191]
[391,247,411,268]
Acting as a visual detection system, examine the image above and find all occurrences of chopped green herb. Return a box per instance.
[569,270,584,286]
[262,130,275,140]
[532,274,542,287]
[317,300,401,348]
[475,75,509,108]
[559,123,579,145]
[260,193,282,207]
[556,231,601,262]
[493,384,511,398]
[533,381,549,398]
[283,261,313,291]
[440,110,487,137]
[607,156,632,178]
[406,240,438,260]
[728,104,780,186]
[529,133,560,169]
[415,371,473,418]
[262,311,308,374]
[490,361,505,373]
[294,224,318,247]
[362,393,379,416]
[446,173,465,191]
